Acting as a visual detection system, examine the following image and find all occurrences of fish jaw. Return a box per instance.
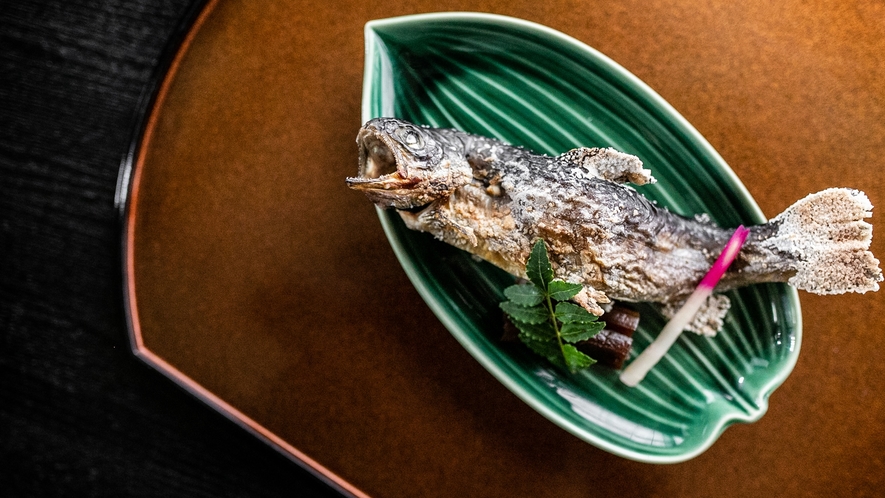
[346,126,426,209]
[346,119,473,209]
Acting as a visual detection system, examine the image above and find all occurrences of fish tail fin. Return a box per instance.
[767,188,882,294]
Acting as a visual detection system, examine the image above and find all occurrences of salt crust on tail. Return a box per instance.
[766,188,882,294]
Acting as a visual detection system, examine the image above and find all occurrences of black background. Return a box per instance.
[1,1,341,496]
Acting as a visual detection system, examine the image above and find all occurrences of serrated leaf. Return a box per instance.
[562,344,596,371]
[518,333,562,364]
[560,321,605,343]
[500,301,548,324]
[554,302,599,323]
[503,284,544,307]
[526,239,553,290]
[547,280,583,301]
[512,319,556,341]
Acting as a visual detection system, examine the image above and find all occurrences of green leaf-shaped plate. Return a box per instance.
[362,12,801,463]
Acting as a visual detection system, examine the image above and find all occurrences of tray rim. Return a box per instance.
[114,1,369,496]
[113,5,804,478]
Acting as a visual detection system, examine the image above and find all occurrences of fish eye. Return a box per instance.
[397,128,425,150]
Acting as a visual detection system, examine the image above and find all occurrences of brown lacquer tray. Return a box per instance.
[118,1,885,496]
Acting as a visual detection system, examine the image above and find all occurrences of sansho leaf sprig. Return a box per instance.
[500,239,604,372]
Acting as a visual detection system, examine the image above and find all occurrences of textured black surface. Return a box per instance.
[0,1,341,496]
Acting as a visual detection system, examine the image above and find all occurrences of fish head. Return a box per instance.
[346,118,472,209]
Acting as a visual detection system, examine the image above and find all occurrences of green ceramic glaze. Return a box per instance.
[362,13,801,463]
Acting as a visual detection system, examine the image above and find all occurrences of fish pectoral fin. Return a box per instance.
[420,204,478,246]
[558,147,656,186]
[572,286,609,316]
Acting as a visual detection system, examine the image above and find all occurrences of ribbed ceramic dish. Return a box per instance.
[362,13,801,463]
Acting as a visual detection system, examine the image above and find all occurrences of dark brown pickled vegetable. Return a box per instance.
[600,305,640,337]
[575,329,633,369]
[501,314,521,342]
[501,302,639,369]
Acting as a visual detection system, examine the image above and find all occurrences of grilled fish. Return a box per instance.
[347,118,882,335]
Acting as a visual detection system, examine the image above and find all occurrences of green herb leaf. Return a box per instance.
[512,320,557,341]
[503,284,544,307]
[554,302,599,323]
[500,301,548,324]
[562,344,596,371]
[503,239,602,374]
[526,239,554,290]
[519,333,562,364]
[547,280,583,301]
[560,321,605,343]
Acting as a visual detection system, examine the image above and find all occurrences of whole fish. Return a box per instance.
[346,118,882,335]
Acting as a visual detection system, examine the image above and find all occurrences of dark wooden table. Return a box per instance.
[1,1,340,495]
[5,1,885,497]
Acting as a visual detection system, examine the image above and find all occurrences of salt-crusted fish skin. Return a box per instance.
[347,118,882,334]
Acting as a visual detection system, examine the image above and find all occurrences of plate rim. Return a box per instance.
[362,11,804,464]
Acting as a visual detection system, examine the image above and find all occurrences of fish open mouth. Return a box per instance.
[346,126,426,208]
[356,128,398,180]
[346,127,413,193]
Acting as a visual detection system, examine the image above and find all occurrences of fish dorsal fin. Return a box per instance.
[558,147,655,186]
